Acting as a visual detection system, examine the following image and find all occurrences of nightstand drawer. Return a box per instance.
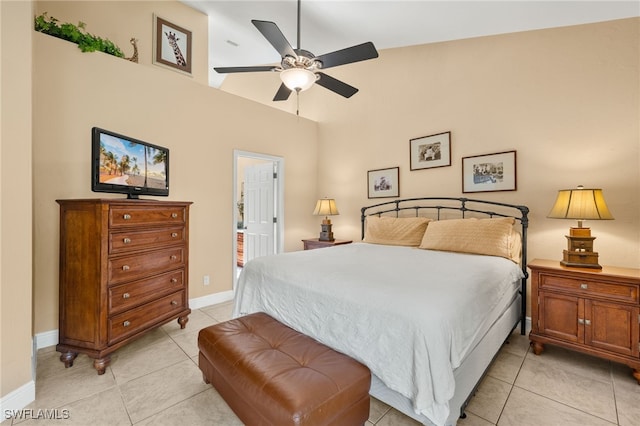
[539,273,639,304]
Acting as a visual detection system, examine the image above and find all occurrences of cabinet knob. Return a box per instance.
[122,265,130,271]
[122,293,130,299]
[580,283,588,289]
[123,320,131,327]
[171,213,178,219]
[170,255,177,260]
[123,238,131,244]
[171,278,178,283]
[171,232,178,238]
[123,214,131,220]
[171,300,178,306]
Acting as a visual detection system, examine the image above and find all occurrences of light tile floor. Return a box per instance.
[10,301,640,425]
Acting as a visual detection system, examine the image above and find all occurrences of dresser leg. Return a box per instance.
[59,351,78,368]
[632,369,640,385]
[93,356,111,375]
[531,341,544,355]
[178,315,189,329]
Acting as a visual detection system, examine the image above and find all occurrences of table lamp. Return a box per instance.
[313,198,339,241]
[547,185,614,269]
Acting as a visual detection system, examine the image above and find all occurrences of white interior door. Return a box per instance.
[243,162,275,263]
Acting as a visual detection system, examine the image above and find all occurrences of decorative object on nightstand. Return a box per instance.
[528,259,640,384]
[313,198,339,241]
[547,185,614,269]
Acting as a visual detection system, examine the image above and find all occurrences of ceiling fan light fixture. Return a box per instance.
[280,68,316,92]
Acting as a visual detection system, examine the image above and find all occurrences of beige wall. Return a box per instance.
[1,0,34,401]
[223,18,640,277]
[31,1,318,337]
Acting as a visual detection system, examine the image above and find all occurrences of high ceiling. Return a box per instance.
[181,1,640,88]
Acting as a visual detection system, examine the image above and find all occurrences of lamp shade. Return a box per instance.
[280,68,316,92]
[313,198,339,216]
[547,186,614,221]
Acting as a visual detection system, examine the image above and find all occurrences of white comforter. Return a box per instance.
[233,243,523,426]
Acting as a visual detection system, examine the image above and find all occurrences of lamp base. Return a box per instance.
[560,249,602,269]
[319,222,334,242]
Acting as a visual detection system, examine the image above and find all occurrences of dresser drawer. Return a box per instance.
[539,273,639,304]
[109,270,184,315]
[108,290,186,344]
[110,206,186,228]
[108,247,185,285]
[110,227,185,254]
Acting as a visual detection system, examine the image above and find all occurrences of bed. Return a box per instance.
[233,197,529,426]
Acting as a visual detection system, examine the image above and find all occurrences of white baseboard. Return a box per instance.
[189,290,234,310]
[0,381,35,423]
[34,291,235,350]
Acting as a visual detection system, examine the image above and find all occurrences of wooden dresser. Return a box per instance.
[528,258,640,384]
[56,199,192,374]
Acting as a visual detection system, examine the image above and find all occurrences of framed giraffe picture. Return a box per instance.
[153,15,192,75]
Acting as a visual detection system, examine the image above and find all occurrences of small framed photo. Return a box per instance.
[368,167,400,199]
[153,15,192,75]
[410,131,451,170]
[462,150,517,193]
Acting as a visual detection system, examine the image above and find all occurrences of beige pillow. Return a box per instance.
[419,217,520,262]
[364,216,431,247]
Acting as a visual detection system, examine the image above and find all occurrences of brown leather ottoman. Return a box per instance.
[197,312,371,426]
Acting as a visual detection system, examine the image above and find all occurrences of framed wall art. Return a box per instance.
[153,15,192,75]
[368,167,400,199]
[409,131,451,170]
[462,150,517,193]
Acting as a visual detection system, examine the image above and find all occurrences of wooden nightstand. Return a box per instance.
[302,238,352,250]
[528,258,640,384]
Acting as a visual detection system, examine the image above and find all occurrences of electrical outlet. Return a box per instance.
[203,275,210,285]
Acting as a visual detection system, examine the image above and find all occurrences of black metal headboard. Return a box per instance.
[361,197,530,335]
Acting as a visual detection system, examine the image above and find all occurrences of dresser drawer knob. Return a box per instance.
[122,265,130,271]
[122,293,130,299]
[123,238,131,244]
[171,300,178,306]
[585,319,591,325]
[171,232,178,238]
[123,320,131,327]
[171,213,178,219]
[171,278,178,283]
[578,318,585,324]
[580,283,588,289]
[123,214,131,220]
[170,255,177,260]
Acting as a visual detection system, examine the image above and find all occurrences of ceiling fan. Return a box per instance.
[213,0,379,102]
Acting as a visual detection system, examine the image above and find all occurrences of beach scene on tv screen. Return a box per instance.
[99,133,167,189]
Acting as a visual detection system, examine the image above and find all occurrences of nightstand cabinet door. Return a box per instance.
[538,291,582,344]
[585,300,639,357]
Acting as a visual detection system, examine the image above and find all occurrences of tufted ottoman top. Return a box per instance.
[198,312,371,425]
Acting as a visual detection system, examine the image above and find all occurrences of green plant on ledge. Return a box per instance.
[34,12,124,58]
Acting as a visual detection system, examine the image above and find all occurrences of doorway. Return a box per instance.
[233,150,284,291]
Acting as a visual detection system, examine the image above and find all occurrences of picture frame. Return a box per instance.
[153,15,192,75]
[409,131,451,170]
[462,150,517,193]
[368,167,400,199]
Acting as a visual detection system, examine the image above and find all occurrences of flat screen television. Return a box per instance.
[91,127,169,199]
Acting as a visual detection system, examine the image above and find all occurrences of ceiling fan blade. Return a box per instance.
[316,72,358,98]
[273,83,292,101]
[315,42,379,69]
[214,65,277,74]
[252,20,297,59]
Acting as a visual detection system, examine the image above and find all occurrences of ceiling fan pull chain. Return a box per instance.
[296,89,300,116]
